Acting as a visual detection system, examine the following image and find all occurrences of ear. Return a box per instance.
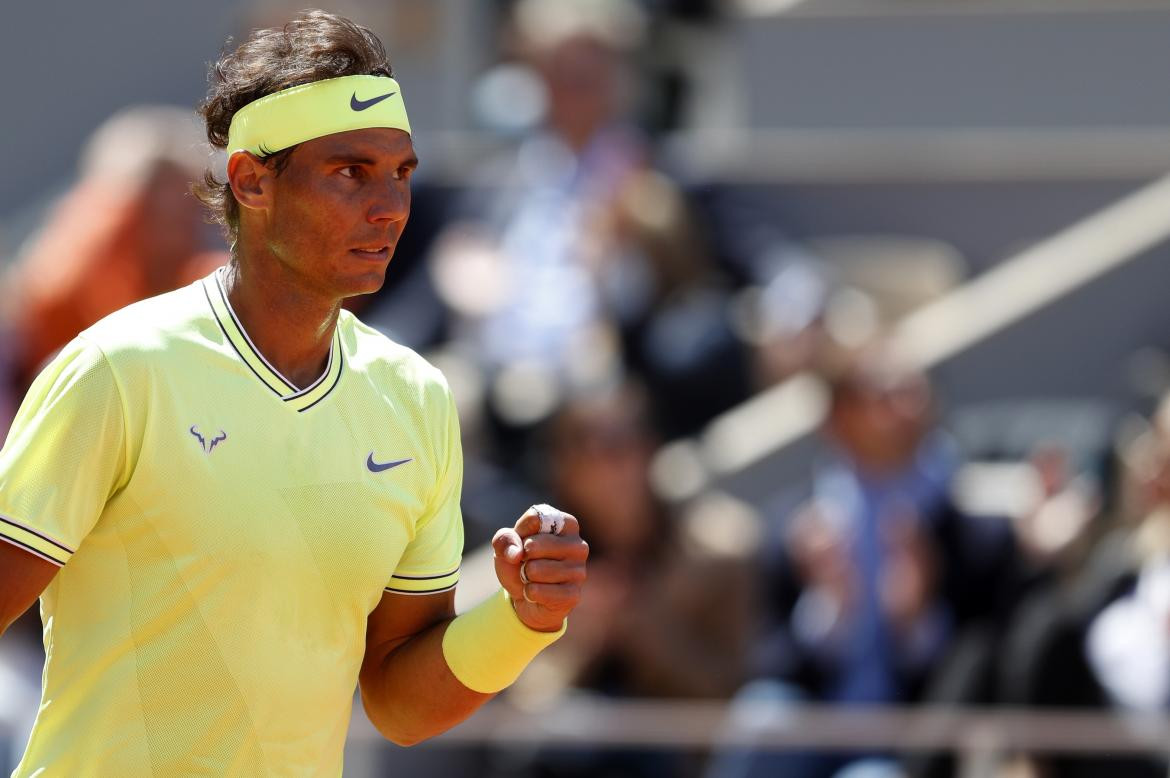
[226,152,273,213]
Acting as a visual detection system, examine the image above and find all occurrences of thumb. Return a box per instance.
[492,527,524,565]
[491,527,527,601]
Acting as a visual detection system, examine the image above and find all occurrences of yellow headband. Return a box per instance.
[226,74,411,157]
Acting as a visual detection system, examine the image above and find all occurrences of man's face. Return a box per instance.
[261,127,416,299]
[827,371,932,473]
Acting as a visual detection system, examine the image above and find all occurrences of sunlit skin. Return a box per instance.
[225,127,417,388]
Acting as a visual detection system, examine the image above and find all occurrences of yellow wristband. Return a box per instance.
[441,588,566,693]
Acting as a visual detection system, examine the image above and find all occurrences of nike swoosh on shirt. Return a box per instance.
[367,453,412,472]
[350,91,396,111]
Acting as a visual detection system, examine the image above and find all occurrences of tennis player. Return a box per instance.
[0,10,587,775]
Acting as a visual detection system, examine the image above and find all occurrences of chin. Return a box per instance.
[341,272,388,300]
[329,258,389,295]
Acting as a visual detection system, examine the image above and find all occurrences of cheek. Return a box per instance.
[272,183,353,246]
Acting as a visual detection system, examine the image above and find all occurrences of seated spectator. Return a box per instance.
[600,169,752,439]
[426,0,746,446]
[4,105,225,389]
[1000,394,1170,778]
[510,383,754,777]
[428,0,647,391]
[715,344,1020,778]
[518,382,752,702]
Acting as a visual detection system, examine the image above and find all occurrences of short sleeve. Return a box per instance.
[385,384,464,595]
[0,337,129,566]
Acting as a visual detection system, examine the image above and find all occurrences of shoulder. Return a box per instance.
[78,276,216,368]
[340,311,452,407]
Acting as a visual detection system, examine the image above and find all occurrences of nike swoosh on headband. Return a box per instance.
[351,91,397,112]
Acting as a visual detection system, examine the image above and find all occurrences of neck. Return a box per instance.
[221,258,340,389]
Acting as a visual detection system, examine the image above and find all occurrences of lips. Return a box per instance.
[351,245,390,260]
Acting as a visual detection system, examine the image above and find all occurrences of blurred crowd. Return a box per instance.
[3,1,1170,777]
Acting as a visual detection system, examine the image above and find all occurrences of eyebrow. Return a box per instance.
[324,153,419,168]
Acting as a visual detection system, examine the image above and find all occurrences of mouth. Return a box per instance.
[350,245,390,261]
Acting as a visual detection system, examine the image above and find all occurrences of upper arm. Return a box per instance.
[357,378,466,696]
[359,589,455,683]
[386,381,464,596]
[0,338,129,635]
[0,541,59,635]
[0,338,129,566]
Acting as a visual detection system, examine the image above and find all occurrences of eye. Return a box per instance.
[393,165,415,182]
[338,165,361,179]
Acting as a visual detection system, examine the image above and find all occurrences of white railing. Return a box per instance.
[6,701,1166,774]
[348,698,1170,756]
[652,169,1170,503]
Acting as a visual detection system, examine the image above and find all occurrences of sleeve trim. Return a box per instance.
[390,565,461,582]
[384,582,457,596]
[0,514,75,554]
[386,565,460,594]
[0,534,66,567]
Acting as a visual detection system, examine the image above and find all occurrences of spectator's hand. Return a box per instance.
[788,501,855,612]
[492,506,588,632]
[880,512,938,636]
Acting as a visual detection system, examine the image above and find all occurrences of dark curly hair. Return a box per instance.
[194,10,392,245]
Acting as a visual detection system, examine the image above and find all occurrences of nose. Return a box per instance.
[367,174,410,225]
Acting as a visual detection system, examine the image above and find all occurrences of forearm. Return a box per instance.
[358,505,583,746]
[358,618,490,747]
[359,589,565,746]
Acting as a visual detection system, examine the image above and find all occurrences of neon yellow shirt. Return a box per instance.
[0,268,464,776]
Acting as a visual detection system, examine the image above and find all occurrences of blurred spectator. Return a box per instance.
[429,0,749,448]
[598,169,751,439]
[1000,395,1170,778]
[714,343,1020,778]
[770,346,1019,702]
[3,105,224,391]
[510,383,754,776]
[681,183,834,389]
[518,383,752,701]
[430,0,647,390]
[947,398,1114,572]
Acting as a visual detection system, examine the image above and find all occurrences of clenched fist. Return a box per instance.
[492,505,588,632]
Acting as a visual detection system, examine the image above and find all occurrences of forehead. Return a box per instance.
[294,127,415,164]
